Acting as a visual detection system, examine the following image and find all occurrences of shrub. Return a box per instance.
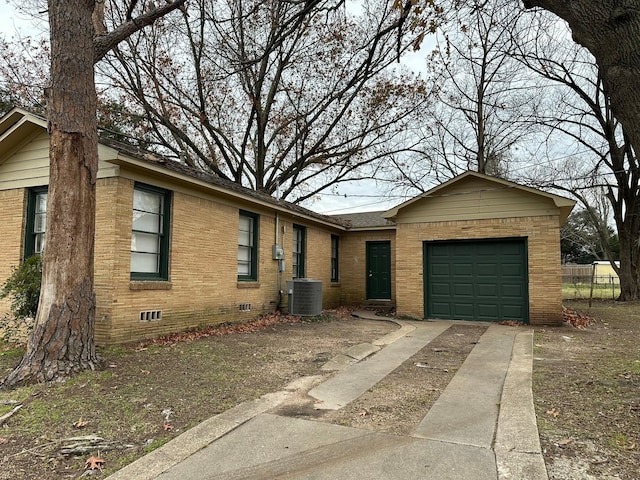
[0,255,42,320]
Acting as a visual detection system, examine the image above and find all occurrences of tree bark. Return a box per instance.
[1,0,99,388]
[0,1,188,389]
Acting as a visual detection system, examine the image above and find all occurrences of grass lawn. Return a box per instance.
[562,282,620,300]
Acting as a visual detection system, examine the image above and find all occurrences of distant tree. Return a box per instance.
[561,209,618,264]
[520,2,640,300]
[97,98,155,148]
[420,0,539,178]
[381,0,544,200]
[0,35,50,115]
[522,1,640,160]
[0,88,16,116]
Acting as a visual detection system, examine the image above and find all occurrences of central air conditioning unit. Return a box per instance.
[287,279,323,316]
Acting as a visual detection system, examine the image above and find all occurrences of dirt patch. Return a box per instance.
[274,323,488,435]
[534,300,640,480]
[0,312,396,480]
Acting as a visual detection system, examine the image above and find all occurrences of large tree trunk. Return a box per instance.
[1,0,99,388]
[610,182,640,301]
[0,1,186,389]
[523,0,640,300]
[618,232,640,300]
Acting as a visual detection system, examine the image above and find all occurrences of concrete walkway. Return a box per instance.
[106,314,547,480]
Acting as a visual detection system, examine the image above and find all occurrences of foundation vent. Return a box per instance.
[239,303,252,312]
[139,310,162,322]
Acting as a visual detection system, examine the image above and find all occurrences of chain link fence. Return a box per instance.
[562,264,620,299]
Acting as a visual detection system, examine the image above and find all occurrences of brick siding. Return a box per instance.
[1,180,564,345]
[0,189,25,317]
[93,178,344,344]
[339,230,395,305]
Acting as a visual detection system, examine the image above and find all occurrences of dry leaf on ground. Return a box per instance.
[73,418,87,429]
[84,456,105,470]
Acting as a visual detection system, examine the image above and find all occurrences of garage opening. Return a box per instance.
[423,238,529,323]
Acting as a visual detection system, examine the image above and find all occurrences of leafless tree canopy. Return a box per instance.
[95,0,437,203]
[512,10,640,300]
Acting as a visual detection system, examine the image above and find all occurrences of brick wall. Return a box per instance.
[395,216,562,325]
[0,189,25,317]
[94,179,345,345]
[303,226,341,308]
[339,230,396,305]
[1,179,565,343]
[96,179,265,344]
[93,177,119,341]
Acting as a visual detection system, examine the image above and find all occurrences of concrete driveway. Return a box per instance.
[106,315,547,480]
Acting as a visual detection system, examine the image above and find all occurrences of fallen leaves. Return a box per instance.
[557,437,573,447]
[498,320,523,327]
[84,455,105,471]
[562,307,596,329]
[133,312,305,348]
[547,408,561,418]
[73,417,88,429]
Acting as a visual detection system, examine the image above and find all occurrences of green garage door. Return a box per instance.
[424,239,528,323]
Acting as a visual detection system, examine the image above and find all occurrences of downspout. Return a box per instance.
[275,212,283,310]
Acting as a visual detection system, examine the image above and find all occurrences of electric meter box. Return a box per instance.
[272,245,284,260]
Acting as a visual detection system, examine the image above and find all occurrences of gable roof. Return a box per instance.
[333,211,396,229]
[0,108,48,164]
[0,110,576,231]
[383,171,575,224]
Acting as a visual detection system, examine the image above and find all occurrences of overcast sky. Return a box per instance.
[0,1,418,215]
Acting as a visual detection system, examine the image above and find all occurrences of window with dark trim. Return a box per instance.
[331,235,339,282]
[24,186,48,258]
[238,210,259,281]
[130,183,171,280]
[292,224,306,279]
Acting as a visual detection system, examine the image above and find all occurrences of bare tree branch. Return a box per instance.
[94,0,187,63]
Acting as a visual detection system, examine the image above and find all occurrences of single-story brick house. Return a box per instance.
[0,109,575,344]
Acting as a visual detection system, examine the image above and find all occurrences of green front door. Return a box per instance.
[424,239,528,323]
[366,241,391,300]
